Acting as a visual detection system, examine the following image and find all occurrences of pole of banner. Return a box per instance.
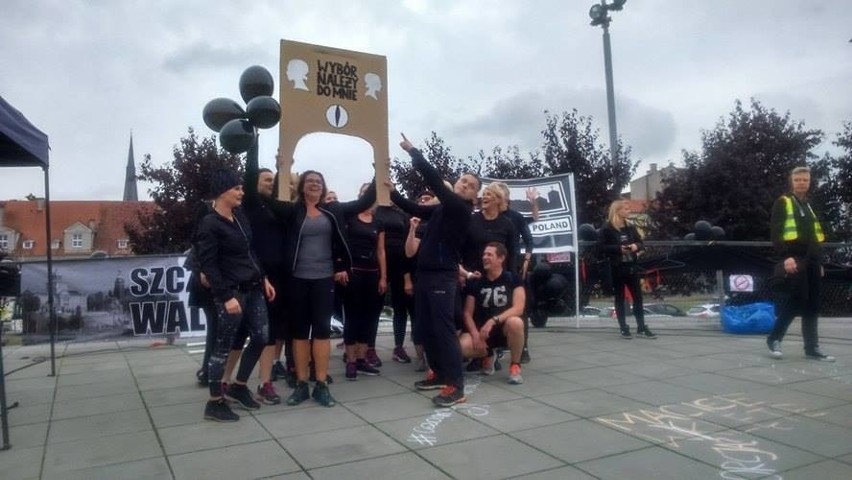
[569,175,581,329]
[0,310,10,449]
[44,166,57,376]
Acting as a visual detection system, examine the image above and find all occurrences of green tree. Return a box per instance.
[816,121,852,241]
[540,109,637,226]
[477,145,545,180]
[649,99,824,240]
[126,127,243,254]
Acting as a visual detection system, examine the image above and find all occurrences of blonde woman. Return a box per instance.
[461,182,518,276]
[597,200,656,339]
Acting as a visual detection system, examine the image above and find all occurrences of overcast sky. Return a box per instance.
[2,0,850,202]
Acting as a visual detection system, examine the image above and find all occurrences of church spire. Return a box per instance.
[123,132,138,201]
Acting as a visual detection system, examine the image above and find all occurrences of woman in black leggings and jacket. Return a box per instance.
[196,169,276,421]
[597,200,656,339]
[265,169,376,407]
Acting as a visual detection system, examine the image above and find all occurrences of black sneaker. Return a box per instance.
[415,371,446,391]
[767,339,783,359]
[366,348,382,368]
[196,368,209,387]
[432,385,466,407]
[636,328,657,339]
[225,384,261,411]
[620,328,633,339]
[286,381,310,406]
[204,399,239,422]
[271,361,287,381]
[309,367,334,384]
[520,348,531,364]
[356,359,381,376]
[312,381,336,407]
[805,348,835,362]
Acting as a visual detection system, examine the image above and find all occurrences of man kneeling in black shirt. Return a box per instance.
[460,242,525,385]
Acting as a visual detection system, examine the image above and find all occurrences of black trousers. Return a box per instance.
[769,260,821,352]
[416,270,464,389]
[288,276,334,340]
[208,288,269,396]
[343,269,384,345]
[612,264,646,331]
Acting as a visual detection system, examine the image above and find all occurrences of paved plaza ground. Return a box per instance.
[1,315,851,479]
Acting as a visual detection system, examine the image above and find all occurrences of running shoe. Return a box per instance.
[432,385,466,407]
[256,382,281,405]
[393,346,412,363]
[345,361,357,381]
[481,356,495,376]
[366,348,383,367]
[204,398,239,422]
[312,381,336,407]
[805,348,835,362]
[636,328,657,339]
[415,370,446,390]
[767,339,782,359]
[225,384,260,411]
[507,363,524,385]
[286,381,310,406]
[356,358,381,376]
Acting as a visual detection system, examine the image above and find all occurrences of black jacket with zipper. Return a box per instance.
[264,182,377,279]
[195,208,264,303]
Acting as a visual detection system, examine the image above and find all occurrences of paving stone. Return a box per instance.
[743,416,852,458]
[375,409,500,449]
[48,408,152,444]
[344,392,436,423]
[141,383,202,407]
[170,440,299,480]
[778,459,852,479]
[537,388,654,418]
[158,415,271,455]
[466,397,577,433]
[552,366,645,388]
[42,457,172,480]
[659,371,764,394]
[602,380,709,406]
[256,403,367,438]
[54,377,138,402]
[514,419,651,463]
[7,421,48,449]
[308,452,451,480]
[419,434,563,479]
[577,445,721,479]
[6,400,52,427]
[52,391,144,420]
[279,424,406,470]
[327,376,411,402]
[511,465,598,479]
[42,430,162,476]
[0,445,44,480]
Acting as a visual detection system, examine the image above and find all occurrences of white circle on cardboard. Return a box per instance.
[325,105,349,129]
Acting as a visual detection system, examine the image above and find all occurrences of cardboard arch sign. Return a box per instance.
[278,40,390,203]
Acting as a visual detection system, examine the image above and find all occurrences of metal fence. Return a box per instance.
[542,241,852,321]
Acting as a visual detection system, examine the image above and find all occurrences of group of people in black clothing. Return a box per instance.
[190,133,539,421]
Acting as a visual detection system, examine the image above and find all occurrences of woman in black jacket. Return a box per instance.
[196,169,276,422]
[265,169,376,407]
[597,200,656,339]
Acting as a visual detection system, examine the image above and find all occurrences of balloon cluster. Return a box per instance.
[202,65,280,154]
[685,220,725,241]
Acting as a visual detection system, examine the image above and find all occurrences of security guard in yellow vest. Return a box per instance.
[766,166,834,362]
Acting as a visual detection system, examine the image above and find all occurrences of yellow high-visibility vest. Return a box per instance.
[782,196,824,242]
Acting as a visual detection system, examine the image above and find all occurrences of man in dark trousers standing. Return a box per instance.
[390,133,480,407]
[766,166,834,362]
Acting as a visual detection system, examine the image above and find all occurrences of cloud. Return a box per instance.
[162,42,274,74]
[447,87,677,160]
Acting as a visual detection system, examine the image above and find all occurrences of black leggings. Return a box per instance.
[288,276,334,340]
[207,288,269,397]
[200,304,217,373]
[612,265,646,331]
[387,249,415,347]
[343,270,384,345]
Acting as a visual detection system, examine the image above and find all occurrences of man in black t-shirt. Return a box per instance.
[460,242,526,384]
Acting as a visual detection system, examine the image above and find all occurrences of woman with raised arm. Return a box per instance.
[264,165,376,407]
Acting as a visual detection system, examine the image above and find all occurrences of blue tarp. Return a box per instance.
[0,95,49,168]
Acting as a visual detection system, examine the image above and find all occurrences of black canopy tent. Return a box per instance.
[0,95,53,450]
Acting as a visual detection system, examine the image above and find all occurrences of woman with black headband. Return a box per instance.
[196,169,276,422]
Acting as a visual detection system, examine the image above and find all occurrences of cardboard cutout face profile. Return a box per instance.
[278,40,389,203]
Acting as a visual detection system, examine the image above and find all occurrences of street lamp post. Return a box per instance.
[589,0,626,170]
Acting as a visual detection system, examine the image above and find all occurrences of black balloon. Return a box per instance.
[578,223,598,241]
[685,233,696,241]
[694,220,713,240]
[203,98,245,133]
[711,226,726,240]
[239,65,274,103]
[246,96,281,129]
[219,119,255,154]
